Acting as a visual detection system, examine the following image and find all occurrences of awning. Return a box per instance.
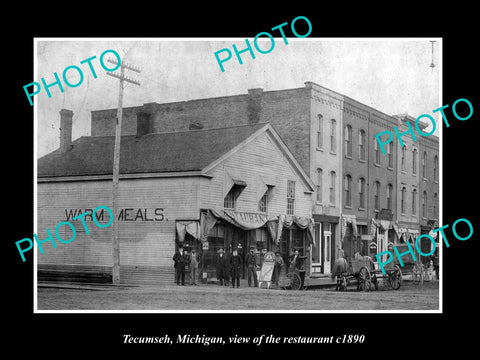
[200,209,315,246]
[176,221,201,242]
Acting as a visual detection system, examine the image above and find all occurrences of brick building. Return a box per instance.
[40,81,439,281]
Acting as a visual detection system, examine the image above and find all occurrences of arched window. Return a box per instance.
[344,174,352,207]
[359,177,366,209]
[434,155,438,182]
[387,184,393,210]
[401,187,406,214]
[316,168,323,203]
[413,148,418,175]
[412,188,417,215]
[344,125,352,157]
[317,115,323,149]
[422,151,427,178]
[434,193,438,218]
[374,181,381,211]
[359,129,366,161]
[329,171,336,204]
[388,142,393,168]
[422,191,427,218]
[401,145,406,171]
[374,138,381,165]
[330,119,336,153]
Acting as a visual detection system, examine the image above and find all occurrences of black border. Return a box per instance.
[6,6,479,355]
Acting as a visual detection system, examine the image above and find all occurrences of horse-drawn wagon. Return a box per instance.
[277,255,308,290]
[332,254,402,291]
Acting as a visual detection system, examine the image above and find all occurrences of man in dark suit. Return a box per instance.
[172,245,188,285]
[229,248,242,288]
[245,246,258,287]
[215,248,228,286]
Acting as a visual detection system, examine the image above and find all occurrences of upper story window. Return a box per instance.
[358,177,366,209]
[388,142,393,168]
[374,181,381,211]
[317,115,323,149]
[374,138,381,165]
[316,168,323,203]
[412,188,417,216]
[329,171,336,204]
[434,155,439,182]
[387,183,393,210]
[413,148,418,175]
[344,174,352,207]
[401,186,406,214]
[344,125,352,158]
[330,119,336,153]
[401,145,406,172]
[422,151,427,179]
[359,130,366,161]
[422,190,428,218]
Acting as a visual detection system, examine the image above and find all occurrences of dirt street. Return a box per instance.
[36,280,439,311]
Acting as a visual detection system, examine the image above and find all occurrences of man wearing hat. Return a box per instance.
[229,248,242,288]
[245,246,258,287]
[189,249,201,285]
[214,247,229,286]
[272,251,284,287]
[172,244,188,286]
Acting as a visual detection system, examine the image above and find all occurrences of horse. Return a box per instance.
[331,257,349,291]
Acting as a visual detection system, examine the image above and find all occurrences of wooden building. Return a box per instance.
[37,110,315,284]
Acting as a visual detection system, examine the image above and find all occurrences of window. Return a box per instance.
[434,155,438,182]
[422,151,427,179]
[329,171,336,204]
[344,125,352,157]
[422,191,427,218]
[258,187,271,213]
[224,187,238,209]
[413,148,418,175]
[224,182,246,209]
[433,193,438,218]
[317,115,323,149]
[412,189,417,215]
[388,142,393,168]
[374,138,381,165]
[330,119,336,153]
[359,178,365,209]
[344,174,352,207]
[374,181,380,211]
[287,180,296,215]
[359,130,366,161]
[401,146,406,171]
[316,168,323,203]
[401,187,406,214]
[387,184,393,210]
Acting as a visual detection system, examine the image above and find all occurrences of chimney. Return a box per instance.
[59,109,73,152]
[136,111,153,137]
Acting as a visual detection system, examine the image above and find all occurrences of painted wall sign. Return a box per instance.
[65,207,165,222]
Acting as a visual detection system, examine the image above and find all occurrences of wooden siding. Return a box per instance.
[37,177,201,283]
[201,131,312,217]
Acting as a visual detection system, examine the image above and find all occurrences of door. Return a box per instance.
[323,223,332,274]
[311,223,322,274]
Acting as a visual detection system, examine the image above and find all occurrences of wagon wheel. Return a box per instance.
[358,267,372,291]
[389,265,402,290]
[291,272,302,290]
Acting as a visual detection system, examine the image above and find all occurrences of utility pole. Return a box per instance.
[106,57,141,284]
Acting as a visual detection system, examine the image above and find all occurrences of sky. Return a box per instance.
[35,38,441,158]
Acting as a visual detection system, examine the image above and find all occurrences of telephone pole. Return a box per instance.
[106,57,141,284]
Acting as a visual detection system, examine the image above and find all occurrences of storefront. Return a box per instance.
[175,209,314,283]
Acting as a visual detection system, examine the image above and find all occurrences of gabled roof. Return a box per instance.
[38,123,269,178]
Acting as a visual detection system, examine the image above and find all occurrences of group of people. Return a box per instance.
[173,245,301,288]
